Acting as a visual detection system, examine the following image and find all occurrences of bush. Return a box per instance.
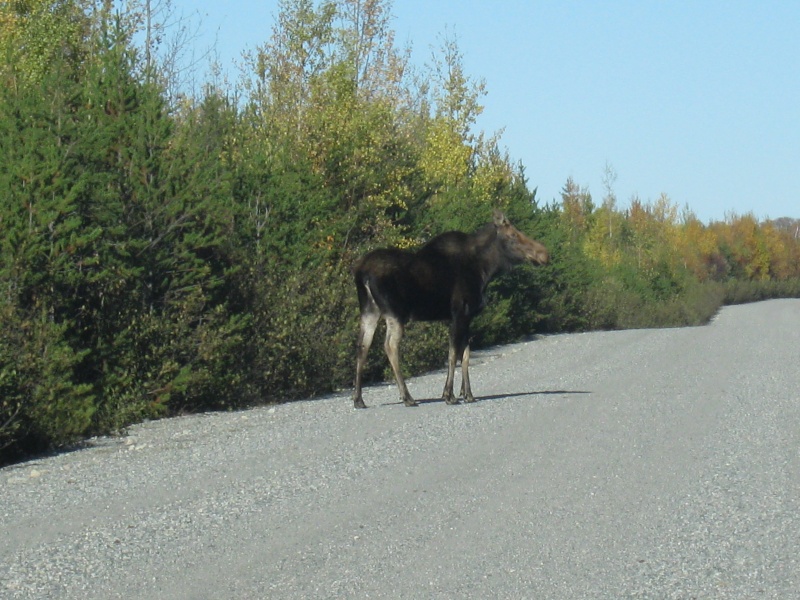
[0,304,94,460]
[723,278,800,305]
[244,265,356,402]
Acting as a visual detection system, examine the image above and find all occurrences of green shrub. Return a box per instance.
[724,278,800,305]
[0,304,94,460]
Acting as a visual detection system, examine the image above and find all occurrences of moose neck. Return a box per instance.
[472,225,514,288]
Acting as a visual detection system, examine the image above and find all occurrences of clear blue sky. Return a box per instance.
[178,0,799,224]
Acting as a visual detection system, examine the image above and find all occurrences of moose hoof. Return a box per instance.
[354,397,367,409]
[443,394,460,405]
[464,394,477,403]
[403,397,419,407]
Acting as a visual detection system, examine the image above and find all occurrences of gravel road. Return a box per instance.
[2,299,799,599]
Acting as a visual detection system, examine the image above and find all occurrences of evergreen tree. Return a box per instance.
[0,57,95,456]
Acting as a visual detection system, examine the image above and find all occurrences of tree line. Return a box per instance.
[2,0,798,463]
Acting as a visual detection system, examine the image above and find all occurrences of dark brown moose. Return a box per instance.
[352,210,549,409]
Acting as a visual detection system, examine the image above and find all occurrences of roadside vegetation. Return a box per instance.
[2,0,799,464]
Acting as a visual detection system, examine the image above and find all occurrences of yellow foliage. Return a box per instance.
[678,216,720,280]
[583,206,624,268]
[0,0,89,88]
[419,117,471,192]
[470,151,514,205]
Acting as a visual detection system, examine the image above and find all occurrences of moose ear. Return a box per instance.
[493,209,510,228]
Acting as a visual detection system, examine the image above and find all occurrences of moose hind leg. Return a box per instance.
[384,316,417,407]
[354,309,380,409]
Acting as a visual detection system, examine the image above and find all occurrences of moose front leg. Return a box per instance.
[442,344,459,405]
[442,316,469,405]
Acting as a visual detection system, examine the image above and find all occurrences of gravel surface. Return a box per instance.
[2,299,799,599]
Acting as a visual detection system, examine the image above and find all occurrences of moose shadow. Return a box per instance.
[380,389,590,407]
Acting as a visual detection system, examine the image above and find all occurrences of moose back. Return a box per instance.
[352,210,549,409]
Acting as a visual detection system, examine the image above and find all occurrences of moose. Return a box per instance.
[352,210,549,409]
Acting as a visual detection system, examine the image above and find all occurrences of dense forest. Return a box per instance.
[2,0,799,464]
